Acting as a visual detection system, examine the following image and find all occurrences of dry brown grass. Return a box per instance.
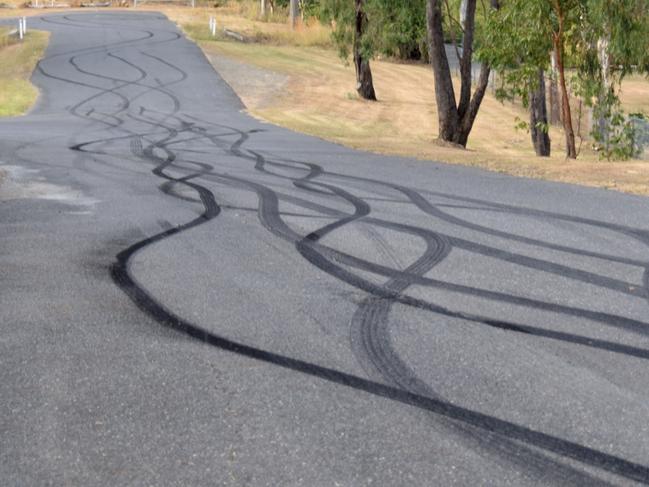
[620,74,649,115]
[197,40,649,195]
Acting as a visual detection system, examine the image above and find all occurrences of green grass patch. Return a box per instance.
[0,29,49,117]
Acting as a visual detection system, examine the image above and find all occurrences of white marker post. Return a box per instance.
[209,16,216,37]
[18,18,23,40]
[22,17,27,35]
[191,0,194,8]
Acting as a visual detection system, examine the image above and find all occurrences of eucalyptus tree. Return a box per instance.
[576,0,649,159]
[320,0,377,100]
[426,0,499,147]
[479,0,554,156]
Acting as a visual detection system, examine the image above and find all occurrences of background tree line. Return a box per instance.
[256,0,649,160]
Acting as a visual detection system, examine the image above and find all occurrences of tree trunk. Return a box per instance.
[260,0,266,17]
[459,0,468,29]
[353,0,377,100]
[289,0,299,29]
[426,0,498,146]
[529,68,551,156]
[551,6,577,159]
[548,50,561,125]
[597,35,611,150]
[427,0,460,142]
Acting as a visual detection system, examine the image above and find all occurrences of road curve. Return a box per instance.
[1,12,649,486]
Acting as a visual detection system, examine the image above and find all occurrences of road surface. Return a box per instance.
[1,12,649,486]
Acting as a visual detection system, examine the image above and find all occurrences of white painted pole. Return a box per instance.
[191,0,194,8]
[18,19,23,40]
[22,17,27,34]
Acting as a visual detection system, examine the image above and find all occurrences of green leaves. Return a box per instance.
[319,0,428,62]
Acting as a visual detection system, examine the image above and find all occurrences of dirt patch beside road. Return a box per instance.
[204,50,288,109]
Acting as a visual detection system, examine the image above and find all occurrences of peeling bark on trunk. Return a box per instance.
[459,0,468,29]
[597,35,611,148]
[548,50,561,125]
[551,3,577,159]
[353,0,377,101]
[530,68,551,156]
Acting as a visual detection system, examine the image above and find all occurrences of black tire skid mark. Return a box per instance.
[318,167,649,267]
[135,123,649,483]
[170,123,649,357]
[254,159,620,483]
[5,17,157,194]
[235,150,649,481]
[58,29,192,183]
[36,15,208,218]
[320,175,648,298]
[144,144,649,368]
[292,165,649,296]
[192,151,649,349]
[107,111,633,483]
[158,124,649,482]
[199,156,649,484]
[190,123,649,482]
[280,164,649,337]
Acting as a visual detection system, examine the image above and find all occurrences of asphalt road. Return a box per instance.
[1,12,649,486]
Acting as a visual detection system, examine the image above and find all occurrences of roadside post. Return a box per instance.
[209,16,216,37]
[18,18,23,40]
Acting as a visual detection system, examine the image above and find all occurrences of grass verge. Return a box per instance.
[191,37,649,196]
[0,28,49,117]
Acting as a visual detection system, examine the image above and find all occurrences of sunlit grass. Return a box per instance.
[0,29,49,117]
